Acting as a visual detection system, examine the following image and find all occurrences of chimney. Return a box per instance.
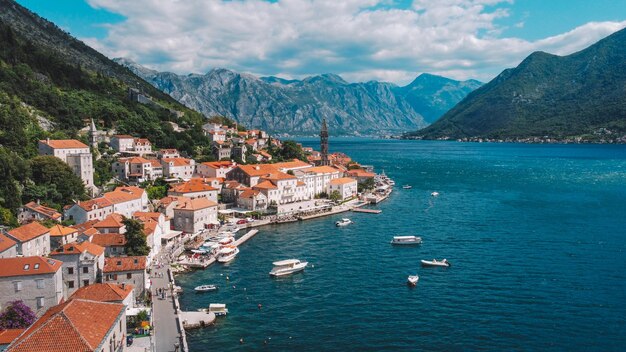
[121,283,126,290]
[46,137,50,144]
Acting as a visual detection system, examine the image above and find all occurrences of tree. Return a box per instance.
[358,178,375,193]
[28,155,87,207]
[123,218,150,256]
[144,178,169,200]
[277,140,306,161]
[0,300,36,329]
[329,190,342,202]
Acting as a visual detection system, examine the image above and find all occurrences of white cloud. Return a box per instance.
[85,0,626,84]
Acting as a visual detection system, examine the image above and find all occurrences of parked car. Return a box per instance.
[236,219,247,225]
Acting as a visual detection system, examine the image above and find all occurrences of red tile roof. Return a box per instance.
[6,222,49,242]
[39,139,88,149]
[48,224,78,238]
[273,159,312,169]
[347,169,376,178]
[70,283,133,303]
[23,202,62,221]
[0,329,25,345]
[104,256,147,272]
[50,241,105,257]
[75,197,113,212]
[93,213,125,229]
[253,180,277,190]
[90,234,126,248]
[174,197,217,211]
[162,157,193,167]
[0,256,62,277]
[6,299,124,352]
[307,166,340,174]
[239,189,261,199]
[200,161,234,169]
[70,220,99,234]
[169,179,217,194]
[112,134,133,139]
[0,233,17,253]
[330,177,357,185]
[103,186,145,204]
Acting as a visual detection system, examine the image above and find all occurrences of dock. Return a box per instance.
[180,311,216,329]
[233,229,259,246]
[352,208,382,214]
[178,257,215,268]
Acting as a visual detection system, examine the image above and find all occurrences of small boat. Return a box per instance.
[335,218,353,227]
[191,249,207,254]
[407,275,419,286]
[217,246,240,263]
[421,259,451,267]
[218,236,235,245]
[402,185,412,189]
[194,284,218,292]
[391,236,422,245]
[208,303,228,316]
[431,191,439,197]
[269,259,308,277]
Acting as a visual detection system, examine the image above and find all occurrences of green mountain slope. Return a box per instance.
[411,27,626,141]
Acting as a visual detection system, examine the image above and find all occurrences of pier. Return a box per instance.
[352,208,382,214]
[233,229,259,246]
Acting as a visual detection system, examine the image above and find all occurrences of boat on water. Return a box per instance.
[191,249,208,255]
[335,218,353,227]
[407,275,419,286]
[194,284,218,292]
[217,246,240,263]
[421,259,451,267]
[198,303,229,316]
[431,191,440,197]
[391,236,422,245]
[269,259,308,277]
[218,236,235,245]
[402,185,412,189]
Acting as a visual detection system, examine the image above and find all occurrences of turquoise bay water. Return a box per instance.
[178,139,626,351]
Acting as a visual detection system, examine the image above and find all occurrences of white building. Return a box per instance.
[110,135,135,152]
[196,161,236,178]
[294,165,342,199]
[50,241,105,298]
[38,139,94,191]
[161,157,195,180]
[328,177,358,201]
[0,256,64,316]
[172,197,218,233]
[64,186,148,224]
[112,156,162,183]
[103,256,149,298]
[0,233,17,259]
[5,222,50,257]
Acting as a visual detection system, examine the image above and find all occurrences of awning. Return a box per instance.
[126,307,151,316]
[162,230,183,240]
[218,209,234,214]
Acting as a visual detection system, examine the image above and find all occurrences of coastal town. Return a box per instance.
[0,117,392,351]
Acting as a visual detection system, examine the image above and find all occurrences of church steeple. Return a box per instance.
[88,118,98,149]
[320,118,329,166]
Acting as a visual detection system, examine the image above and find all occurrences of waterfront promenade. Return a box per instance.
[152,248,185,352]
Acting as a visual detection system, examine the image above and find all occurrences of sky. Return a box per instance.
[16,0,626,85]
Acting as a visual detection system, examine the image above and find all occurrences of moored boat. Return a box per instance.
[391,236,422,245]
[217,246,240,263]
[269,259,308,277]
[431,191,439,197]
[194,284,218,292]
[407,275,419,286]
[420,259,451,267]
[402,185,412,189]
[335,218,353,227]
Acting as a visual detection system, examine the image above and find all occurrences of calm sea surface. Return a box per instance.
[179,139,626,351]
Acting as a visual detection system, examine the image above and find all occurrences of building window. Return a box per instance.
[127,273,132,279]
[82,267,89,274]
[14,281,22,292]
[83,280,89,286]
[68,281,75,288]
[36,279,44,289]
[36,297,44,309]
[68,267,74,275]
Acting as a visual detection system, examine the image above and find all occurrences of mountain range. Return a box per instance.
[412,27,626,140]
[115,58,482,135]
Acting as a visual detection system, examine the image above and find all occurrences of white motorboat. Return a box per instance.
[217,246,240,263]
[269,259,308,277]
[431,191,439,197]
[218,236,235,245]
[391,236,422,245]
[208,303,228,316]
[335,218,353,227]
[407,275,419,286]
[194,284,218,292]
[421,259,451,267]
[402,185,412,189]
[191,249,208,255]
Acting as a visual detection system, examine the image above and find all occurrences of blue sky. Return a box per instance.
[16,0,626,84]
